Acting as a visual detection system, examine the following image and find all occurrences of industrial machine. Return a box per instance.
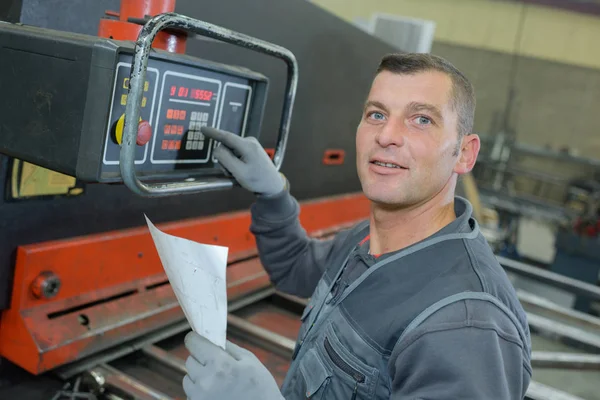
[1,1,600,399]
[0,0,381,397]
[0,0,302,374]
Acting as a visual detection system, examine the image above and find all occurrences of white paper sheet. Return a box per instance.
[145,215,228,349]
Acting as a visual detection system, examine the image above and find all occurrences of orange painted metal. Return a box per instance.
[0,192,370,374]
[98,0,187,54]
[264,148,275,160]
[322,149,346,165]
[120,0,177,19]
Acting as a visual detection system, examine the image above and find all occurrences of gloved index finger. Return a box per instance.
[201,127,247,155]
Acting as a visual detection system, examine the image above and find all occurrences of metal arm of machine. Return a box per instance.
[122,12,299,197]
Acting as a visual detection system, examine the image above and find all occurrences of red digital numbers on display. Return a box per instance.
[170,85,189,97]
[170,85,213,101]
[190,89,213,101]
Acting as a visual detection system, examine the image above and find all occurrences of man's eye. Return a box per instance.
[368,111,385,120]
[415,116,432,125]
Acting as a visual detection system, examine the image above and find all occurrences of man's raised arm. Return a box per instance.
[201,126,349,298]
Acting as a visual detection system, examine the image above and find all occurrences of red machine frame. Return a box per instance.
[0,193,369,374]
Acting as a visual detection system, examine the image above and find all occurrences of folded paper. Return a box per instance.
[145,215,228,349]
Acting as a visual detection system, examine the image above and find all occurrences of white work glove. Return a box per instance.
[183,331,284,400]
[201,127,286,196]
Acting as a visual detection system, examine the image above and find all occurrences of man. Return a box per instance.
[183,53,532,399]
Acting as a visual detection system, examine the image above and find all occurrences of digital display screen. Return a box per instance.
[151,72,221,164]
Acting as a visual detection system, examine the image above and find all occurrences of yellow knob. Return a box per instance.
[114,114,142,145]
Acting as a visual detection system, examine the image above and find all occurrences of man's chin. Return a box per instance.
[363,190,408,210]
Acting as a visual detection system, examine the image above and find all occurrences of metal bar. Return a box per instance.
[142,345,187,375]
[517,289,600,332]
[86,364,173,400]
[55,287,275,379]
[500,256,600,301]
[274,291,309,307]
[527,312,600,350]
[526,380,587,400]
[479,191,568,223]
[229,287,277,311]
[476,159,570,186]
[122,12,298,197]
[478,134,600,168]
[55,319,190,380]
[226,314,296,356]
[532,351,600,370]
[515,141,600,169]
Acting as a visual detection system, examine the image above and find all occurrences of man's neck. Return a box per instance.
[368,192,457,255]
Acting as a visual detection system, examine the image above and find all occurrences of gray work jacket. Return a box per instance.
[250,191,532,399]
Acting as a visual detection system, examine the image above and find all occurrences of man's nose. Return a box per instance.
[376,120,406,147]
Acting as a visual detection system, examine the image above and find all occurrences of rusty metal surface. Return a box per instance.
[53,287,275,381]
[87,364,175,400]
[234,301,302,341]
[108,355,185,399]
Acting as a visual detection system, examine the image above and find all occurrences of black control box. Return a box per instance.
[0,22,268,182]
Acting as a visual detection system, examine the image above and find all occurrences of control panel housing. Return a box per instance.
[0,22,268,182]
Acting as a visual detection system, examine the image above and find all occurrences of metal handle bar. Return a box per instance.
[121,12,298,197]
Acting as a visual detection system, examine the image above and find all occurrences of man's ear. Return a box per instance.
[454,134,480,175]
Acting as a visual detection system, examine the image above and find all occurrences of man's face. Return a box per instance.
[356,70,472,208]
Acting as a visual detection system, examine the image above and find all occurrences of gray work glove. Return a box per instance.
[183,331,284,400]
[201,127,286,196]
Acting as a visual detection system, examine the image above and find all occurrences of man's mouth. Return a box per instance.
[371,160,407,169]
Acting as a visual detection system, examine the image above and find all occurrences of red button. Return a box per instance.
[137,121,152,146]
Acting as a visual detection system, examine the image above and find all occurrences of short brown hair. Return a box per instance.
[376,53,476,139]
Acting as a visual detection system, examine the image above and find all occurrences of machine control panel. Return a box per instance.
[0,20,280,188]
[99,53,267,182]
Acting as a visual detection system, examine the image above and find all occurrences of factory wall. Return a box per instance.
[311,0,600,68]
[431,42,600,159]
[311,0,600,159]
